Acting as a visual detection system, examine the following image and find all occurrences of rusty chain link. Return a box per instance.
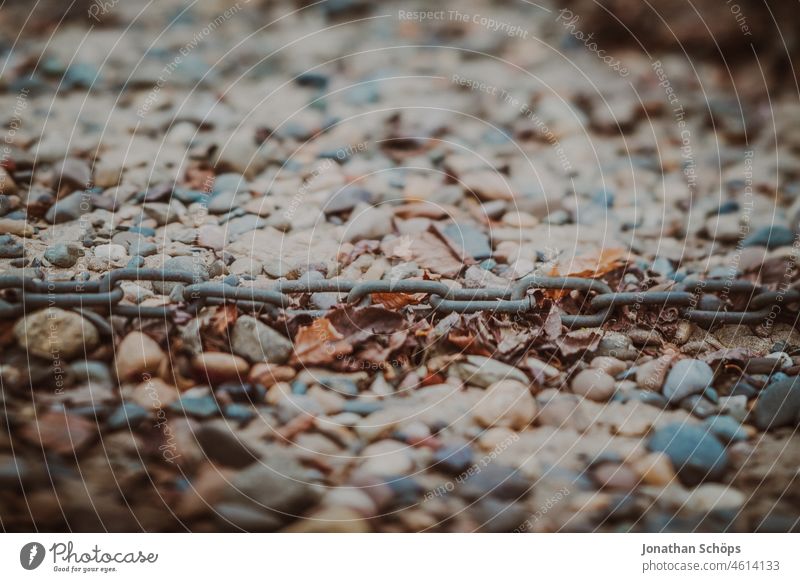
[1,267,799,334]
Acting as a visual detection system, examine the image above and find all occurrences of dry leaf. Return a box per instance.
[291,317,352,365]
[550,247,625,279]
[371,292,424,309]
[210,303,238,335]
[558,329,602,356]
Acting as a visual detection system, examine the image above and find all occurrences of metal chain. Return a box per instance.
[1,268,798,333]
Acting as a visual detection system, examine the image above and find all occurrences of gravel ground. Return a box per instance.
[1,0,799,532]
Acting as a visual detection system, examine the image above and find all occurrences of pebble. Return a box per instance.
[106,402,149,430]
[442,223,492,260]
[115,331,166,380]
[52,157,92,189]
[459,464,531,501]
[360,440,414,476]
[220,457,320,528]
[662,359,714,403]
[743,225,795,249]
[590,356,627,376]
[93,243,127,263]
[43,242,84,267]
[703,415,749,443]
[457,355,529,388]
[343,205,393,242]
[230,315,293,364]
[591,462,639,491]
[45,191,88,224]
[752,376,800,430]
[0,234,24,258]
[632,452,676,486]
[0,168,18,196]
[196,422,257,468]
[152,256,209,295]
[0,217,34,236]
[13,309,99,360]
[432,441,474,474]
[571,369,616,401]
[718,395,749,422]
[635,356,673,391]
[648,423,729,486]
[683,484,746,513]
[169,395,221,419]
[193,352,249,384]
[473,380,537,430]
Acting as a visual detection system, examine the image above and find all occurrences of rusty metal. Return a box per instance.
[1,267,798,334]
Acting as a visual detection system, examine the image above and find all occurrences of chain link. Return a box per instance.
[1,268,798,334]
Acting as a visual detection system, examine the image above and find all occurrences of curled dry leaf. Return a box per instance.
[557,328,603,356]
[550,246,626,279]
[291,317,353,366]
[370,292,424,309]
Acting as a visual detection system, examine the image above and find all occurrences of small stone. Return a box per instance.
[360,440,414,476]
[0,234,24,258]
[743,225,795,249]
[14,308,99,360]
[703,415,749,443]
[591,462,639,491]
[684,484,746,513]
[215,381,267,404]
[473,380,537,430]
[752,376,800,430]
[662,359,714,403]
[681,394,718,419]
[442,223,492,260]
[52,157,92,189]
[197,224,225,250]
[220,457,320,528]
[130,377,179,410]
[196,422,257,468]
[593,333,636,359]
[193,352,249,384]
[0,168,18,195]
[635,355,673,391]
[230,315,293,364]
[590,356,627,376]
[457,355,529,388]
[18,411,96,455]
[648,423,729,486]
[107,402,149,430]
[459,464,531,501]
[44,242,84,267]
[169,395,221,419]
[432,441,474,474]
[45,191,89,224]
[152,256,209,295]
[632,452,676,486]
[324,185,374,214]
[343,205,393,242]
[718,395,748,422]
[571,369,616,401]
[0,217,34,236]
[93,243,127,263]
[115,331,165,380]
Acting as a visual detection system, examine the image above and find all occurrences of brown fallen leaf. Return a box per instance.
[209,303,238,335]
[291,317,352,366]
[18,411,96,456]
[550,247,626,279]
[557,328,602,356]
[370,292,424,309]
